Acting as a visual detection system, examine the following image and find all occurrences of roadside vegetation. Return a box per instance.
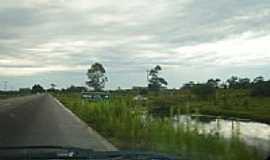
[53,63,269,159]
[55,93,263,160]
[54,86,270,124]
[0,91,21,99]
[145,89,270,124]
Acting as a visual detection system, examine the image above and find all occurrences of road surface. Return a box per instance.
[0,94,117,151]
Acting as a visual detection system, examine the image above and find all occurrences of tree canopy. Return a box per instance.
[226,76,251,89]
[251,77,270,97]
[86,62,108,91]
[66,85,87,92]
[148,65,168,91]
[207,78,221,88]
[31,84,45,93]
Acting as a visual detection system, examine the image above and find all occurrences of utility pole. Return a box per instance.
[3,81,8,91]
[146,70,150,82]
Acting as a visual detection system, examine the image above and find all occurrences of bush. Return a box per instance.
[148,96,181,115]
[251,81,270,97]
[191,83,216,99]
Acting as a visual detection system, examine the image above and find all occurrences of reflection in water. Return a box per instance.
[173,115,270,153]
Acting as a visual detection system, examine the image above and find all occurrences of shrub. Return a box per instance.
[148,96,181,115]
[191,83,216,99]
[251,81,270,97]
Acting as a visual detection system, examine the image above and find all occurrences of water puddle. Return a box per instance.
[173,115,270,153]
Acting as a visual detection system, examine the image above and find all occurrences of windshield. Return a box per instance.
[0,0,270,160]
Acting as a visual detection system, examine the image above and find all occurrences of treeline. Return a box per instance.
[0,85,87,96]
[181,76,270,97]
[26,75,270,98]
[30,85,87,93]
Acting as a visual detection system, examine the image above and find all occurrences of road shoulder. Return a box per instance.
[50,95,118,151]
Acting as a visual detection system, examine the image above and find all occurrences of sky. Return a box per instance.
[0,0,270,90]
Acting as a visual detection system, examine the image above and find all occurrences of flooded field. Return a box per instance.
[173,115,270,153]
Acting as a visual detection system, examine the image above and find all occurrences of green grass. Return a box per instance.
[55,93,262,160]
[146,89,270,124]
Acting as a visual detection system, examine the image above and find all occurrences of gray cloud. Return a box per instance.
[0,0,270,89]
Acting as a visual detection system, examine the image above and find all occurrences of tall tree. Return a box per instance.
[227,76,252,89]
[251,80,270,97]
[238,78,251,89]
[253,76,264,84]
[207,78,221,103]
[207,78,221,88]
[32,84,45,93]
[148,65,168,91]
[86,63,108,91]
[227,76,239,89]
[66,85,87,92]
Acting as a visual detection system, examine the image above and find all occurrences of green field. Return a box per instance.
[55,92,264,160]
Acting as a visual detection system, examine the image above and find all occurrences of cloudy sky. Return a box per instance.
[1,0,270,90]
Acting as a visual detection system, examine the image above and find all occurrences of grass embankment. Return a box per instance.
[55,93,262,160]
[147,89,270,124]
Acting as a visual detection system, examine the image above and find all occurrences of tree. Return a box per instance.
[32,84,45,93]
[253,76,264,84]
[181,81,195,90]
[227,76,252,89]
[220,82,228,89]
[47,83,57,92]
[148,65,168,91]
[191,83,216,99]
[207,78,221,88]
[86,63,108,91]
[207,78,221,104]
[227,76,239,89]
[238,78,251,89]
[66,85,87,92]
[251,80,270,97]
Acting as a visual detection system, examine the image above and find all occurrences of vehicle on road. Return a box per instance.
[81,91,110,101]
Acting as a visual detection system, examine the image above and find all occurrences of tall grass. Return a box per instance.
[147,89,270,124]
[56,94,262,160]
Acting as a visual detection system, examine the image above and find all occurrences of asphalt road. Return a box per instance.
[0,94,117,151]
